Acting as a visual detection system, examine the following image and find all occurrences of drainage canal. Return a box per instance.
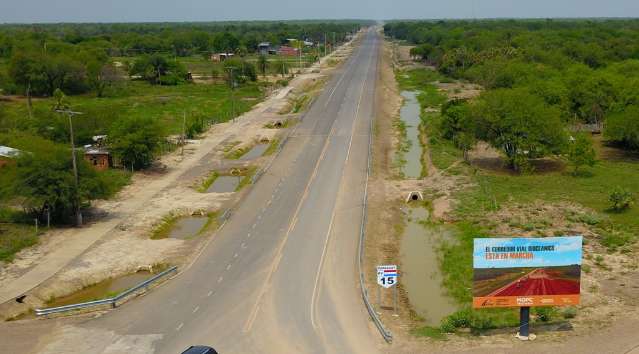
[400,207,458,326]
[398,91,424,179]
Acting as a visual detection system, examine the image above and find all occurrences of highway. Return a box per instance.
[37,29,382,354]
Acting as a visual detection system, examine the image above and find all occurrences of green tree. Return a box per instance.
[109,116,164,170]
[130,54,186,85]
[87,61,118,97]
[605,105,639,150]
[11,139,110,223]
[258,55,268,77]
[471,89,568,172]
[567,133,597,175]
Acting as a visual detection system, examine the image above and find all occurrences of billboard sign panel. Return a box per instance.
[473,236,582,309]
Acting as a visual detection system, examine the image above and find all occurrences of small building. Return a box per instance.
[0,145,20,168]
[84,146,111,171]
[278,46,299,57]
[258,42,271,55]
[210,53,235,62]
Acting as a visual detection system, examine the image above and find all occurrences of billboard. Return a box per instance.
[473,236,582,309]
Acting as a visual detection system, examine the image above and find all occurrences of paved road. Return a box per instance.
[35,29,382,354]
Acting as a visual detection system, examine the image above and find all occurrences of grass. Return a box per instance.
[150,211,219,240]
[225,144,252,160]
[237,166,259,192]
[412,326,448,340]
[0,223,38,262]
[395,68,639,334]
[197,171,219,193]
[264,138,281,156]
[150,213,181,240]
[3,80,264,139]
[396,68,445,91]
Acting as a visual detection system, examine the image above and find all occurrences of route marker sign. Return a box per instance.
[376,265,398,288]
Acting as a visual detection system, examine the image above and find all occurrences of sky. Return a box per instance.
[1,0,639,23]
[473,236,583,269]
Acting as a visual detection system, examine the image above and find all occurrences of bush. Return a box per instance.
[609,187,634,211]
[109,116,165,170]
[533,306,558,322]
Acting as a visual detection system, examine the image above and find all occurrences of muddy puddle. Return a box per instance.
[240,144,268,160]
[168,217,208,239]
[47,271,153,308]
[399,91,423,178]
[206,176,240,193]
[400,207,457,326]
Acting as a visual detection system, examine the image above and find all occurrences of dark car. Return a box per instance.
[181,346,218,354]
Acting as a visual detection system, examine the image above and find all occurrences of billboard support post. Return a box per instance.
[519,306,530,337]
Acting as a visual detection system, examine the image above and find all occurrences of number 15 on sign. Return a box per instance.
[377,265,398,288]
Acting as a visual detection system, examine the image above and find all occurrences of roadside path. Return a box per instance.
[0,40,353,306]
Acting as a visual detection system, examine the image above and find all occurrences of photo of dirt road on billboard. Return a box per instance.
[473,265,581,297]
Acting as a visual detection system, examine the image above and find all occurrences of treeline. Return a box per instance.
[0,21,364,97]
[385,20,639,166]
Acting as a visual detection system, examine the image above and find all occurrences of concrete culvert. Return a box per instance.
[15,295,26,303]
[260,137,270,144]
[406,191,423,203]
[230,168,241,176]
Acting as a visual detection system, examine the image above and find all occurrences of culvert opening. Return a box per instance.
[15,295,26,303]
[274,121,283,128]
[259,137,270,144]
[406,191,423,203]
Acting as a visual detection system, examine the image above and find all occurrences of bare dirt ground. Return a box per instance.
[368,36,639,354]
[0,38,356,321]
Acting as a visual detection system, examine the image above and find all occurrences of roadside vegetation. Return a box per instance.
[386,19,639,335]
[0,21,364,261]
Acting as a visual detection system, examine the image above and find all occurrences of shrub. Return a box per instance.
[609,187,634,211]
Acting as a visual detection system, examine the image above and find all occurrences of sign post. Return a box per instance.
[472,236,583,340]
[376,265,398,312]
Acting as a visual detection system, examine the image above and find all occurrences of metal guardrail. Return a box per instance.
[357,48,393,342]
[35,266,178,316]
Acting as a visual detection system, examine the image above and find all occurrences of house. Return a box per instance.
[83,135,112,171]
[0,145,20,168]
[210,53,235,62]
[258,42,271,55]
[84,146,111,171]
[278,46,299,57]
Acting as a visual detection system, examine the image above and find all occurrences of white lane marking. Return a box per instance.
[207,290,213,297]
[226,264,232,270]
[252,223,257,229]
[244,85,341,333]
[257,214,262,220]
[176,323,184,331]
[193,306,200,313]
[234,253,239,258]
[241,242,247,248]
[311,37,373,330]
[217,276,223,283]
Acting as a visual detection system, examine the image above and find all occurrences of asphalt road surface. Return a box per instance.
[489,269,580,297]
[36,29,382,354]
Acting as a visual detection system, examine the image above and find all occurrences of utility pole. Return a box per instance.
[181,111,186,156]
[298,40,302,74]
[227,67,236,123]
[324,33,327,58]
[55,109,85,227]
